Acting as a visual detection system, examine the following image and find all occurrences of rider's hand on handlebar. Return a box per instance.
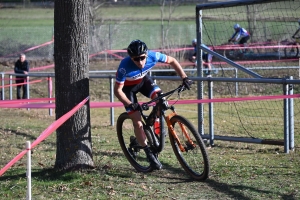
[292,35,295,39]
[228,39,232,43]
[182,77,193,90]
[127,103,140,111]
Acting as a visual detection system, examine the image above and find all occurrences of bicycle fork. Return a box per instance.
[165,112,196,152]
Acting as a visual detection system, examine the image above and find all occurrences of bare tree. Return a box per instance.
[246,4,258,42]
[88,0,128,56]
[54,0,94,170]
[159,0,180,49]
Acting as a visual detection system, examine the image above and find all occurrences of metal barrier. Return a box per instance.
[1,70,300,153]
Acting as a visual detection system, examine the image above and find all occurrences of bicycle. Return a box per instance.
[116,84,210,181]
[223,41,249,59]
[280,37,300,58]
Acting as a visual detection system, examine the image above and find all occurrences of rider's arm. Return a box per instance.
[229,31,238,41]
[292,28,300,38]
[166,56,188,79]
[114,83,131,107]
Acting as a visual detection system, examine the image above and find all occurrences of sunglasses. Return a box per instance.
[132,56,146,62]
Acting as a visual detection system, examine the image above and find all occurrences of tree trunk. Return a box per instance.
[54,0,94,170]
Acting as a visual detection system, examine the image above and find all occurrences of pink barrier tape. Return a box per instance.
[89,51,105,58]
[8,57,295,74]
[0,78,18,81]
[6,64,55,74]
[0,40,54,59]
[0,96,89,176]
[1,94,300,109]
[210,58,299,66]
[90,94,300,108]
[1,79,43,88]
[107,53,124,60]
[3,46,298,74]
[167,94,300,104]
[29,64,55,72]
[0,103,56,109]
[213,43,300,50]
[0,97,55,105]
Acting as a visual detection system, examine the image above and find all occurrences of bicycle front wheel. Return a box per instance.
[116,112,152,173]
[284,45,299,58]
[169,115,210,181]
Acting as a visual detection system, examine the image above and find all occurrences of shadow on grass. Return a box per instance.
[0,163,292,199]
[0,166,92,182]
[1,128,56,147]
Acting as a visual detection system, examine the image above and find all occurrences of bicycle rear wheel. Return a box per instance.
[116,112,153,172]
[169,115,209,181]
[284,45,299,58]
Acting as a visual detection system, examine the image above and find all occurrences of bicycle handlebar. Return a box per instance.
[140,84,189,111]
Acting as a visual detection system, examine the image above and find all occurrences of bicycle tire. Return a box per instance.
[169,115,210,181]
[284,44,299,58]
[116,112,153,172]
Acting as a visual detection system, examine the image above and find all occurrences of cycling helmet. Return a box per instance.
[127,39,148,57]
[234,23,240,29]
[192,38,197,45]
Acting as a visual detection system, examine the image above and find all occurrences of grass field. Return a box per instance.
[1,103,300,199]
[1,2,300,199]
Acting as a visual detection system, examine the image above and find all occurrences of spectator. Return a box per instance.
[114,39,192,170]
[191,39,213,77]
[14,53,29,99]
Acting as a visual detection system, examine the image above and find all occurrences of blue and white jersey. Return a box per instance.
[116,50,168,86]
[231,28,250,41]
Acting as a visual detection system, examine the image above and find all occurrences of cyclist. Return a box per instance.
[228,24,250,51]
[114,39,192,170]
[191,39,213,77]
[292,19,300,41]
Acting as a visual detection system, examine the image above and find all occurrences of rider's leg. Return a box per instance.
[126,76,162,170]
[240,36,250,52]
[128,111,162,170]
[128,111,147,147]
[203,63,211,76]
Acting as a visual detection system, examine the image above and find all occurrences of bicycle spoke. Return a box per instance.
[169,115,209,181]
[116,113,152,172]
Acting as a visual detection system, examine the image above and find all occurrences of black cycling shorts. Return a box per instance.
[123,75,161,113]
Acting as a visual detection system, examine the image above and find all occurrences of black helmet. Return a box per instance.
[127,39,148,57]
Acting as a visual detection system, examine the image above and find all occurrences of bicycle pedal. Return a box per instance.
[133,147,141,152]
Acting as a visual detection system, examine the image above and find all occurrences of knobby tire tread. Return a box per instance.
[116,112,153,173]
[169,115,210,181]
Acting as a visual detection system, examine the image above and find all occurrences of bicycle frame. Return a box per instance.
[165,111,196,152]
[139,85,196,153]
